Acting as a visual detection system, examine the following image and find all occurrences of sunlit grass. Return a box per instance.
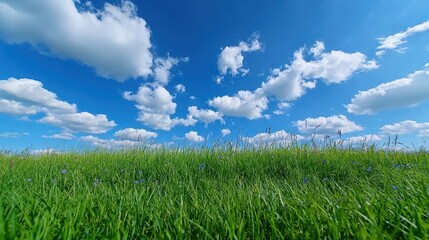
[1,145,428,239]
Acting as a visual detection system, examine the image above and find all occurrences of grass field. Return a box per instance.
[1,144,429,239]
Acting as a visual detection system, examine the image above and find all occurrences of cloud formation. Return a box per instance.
[243,130,303,147]
[260,41,378,102]
[347,64,429,115]
[380,120,429,137]
[188,106,223,125]
[209,90,268,120]
[0,78,116,133]
[217,34,261,77]
[0,0,152,81]
[293,115,362,135]
[376,19,429,56]
[114,128,157,141]
[221,129,231,137]
[123,84,196,130]
[185,131,204,142]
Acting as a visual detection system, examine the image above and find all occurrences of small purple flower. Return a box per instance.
[139,179,145,183]
[365,167,372,173]
[61,169,67,174]
[393,185,398,191]
[393,164,399,168]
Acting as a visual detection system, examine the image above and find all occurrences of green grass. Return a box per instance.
[1,146,429,239]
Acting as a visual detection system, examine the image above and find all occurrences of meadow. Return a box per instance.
[0,143,428,239]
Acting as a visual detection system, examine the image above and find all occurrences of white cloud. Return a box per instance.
[153,56,185,85]
[30,149,57,155]
[243,130,304,147]
[380,120,429,137]
[190,96,195,100]
[188,106,223,125]
[215,76,224,85]
[80,135,142,149]
[114,128,157,141]
[0,1,153,81]
[0,78,116,133]
[345,135,383,144]
[185,131,204,142]
[123,84,196,130]
[42,132,74,140]
[209,90,268,119]
[175,83,186,93]
[136,113,196,131]
[260,41,377,102]
[293,115,362,135]
[347,64,429,114]
[217,34,261,76]
[376,19,429,56]
[38,112,116,134]
[123,84,176,115]
[0,132,29,138]
[221,128,231,137]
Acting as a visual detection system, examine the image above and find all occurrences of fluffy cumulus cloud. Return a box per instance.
[293,115,362,135]
[347,64,429,115]
[380,120,429,137]
[185,131,204,142]
[221,128,231,137]
[243,130,304,147]
[209,90,268,120]
[376,19,429,56]
[0,132,29,138]
[0,0,152,81]
[175,84,186,93]
[0,78,116,133]
[188,106,223,125]
[217,34,261,76]
[114,128,157,141]
[123,84,196,130]
[260,41,378,102]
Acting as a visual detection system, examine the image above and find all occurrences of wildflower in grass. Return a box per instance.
[134,180,139,184]
[27,178,32,182]
[393,185,398,191]
[94,178,100,187]
[365,166,372,173]
[138,170,142,175]
[303,177,309,184]
[323,177,329,181]
[198,163,205,170]
[394,164,399,168]
[322,160,326,165]
[61,169,67,174]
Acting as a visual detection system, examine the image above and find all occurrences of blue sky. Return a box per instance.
[0,0,429,152]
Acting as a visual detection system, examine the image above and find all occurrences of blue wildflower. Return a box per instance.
[303,177,309,184]
[134,180,140,184]
[322,160,326,165]
[27,178,32,182]
[393,185,398,191]
[198,163,205,170]
[323,177,329,181]
[365,166,372,173]
[94,178,100,187]
[61,169,67,174]
[138,170,142,175]
[393,164,399,168]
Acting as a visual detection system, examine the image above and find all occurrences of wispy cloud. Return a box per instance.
[293,115,362,135]
[376,19,429,56]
